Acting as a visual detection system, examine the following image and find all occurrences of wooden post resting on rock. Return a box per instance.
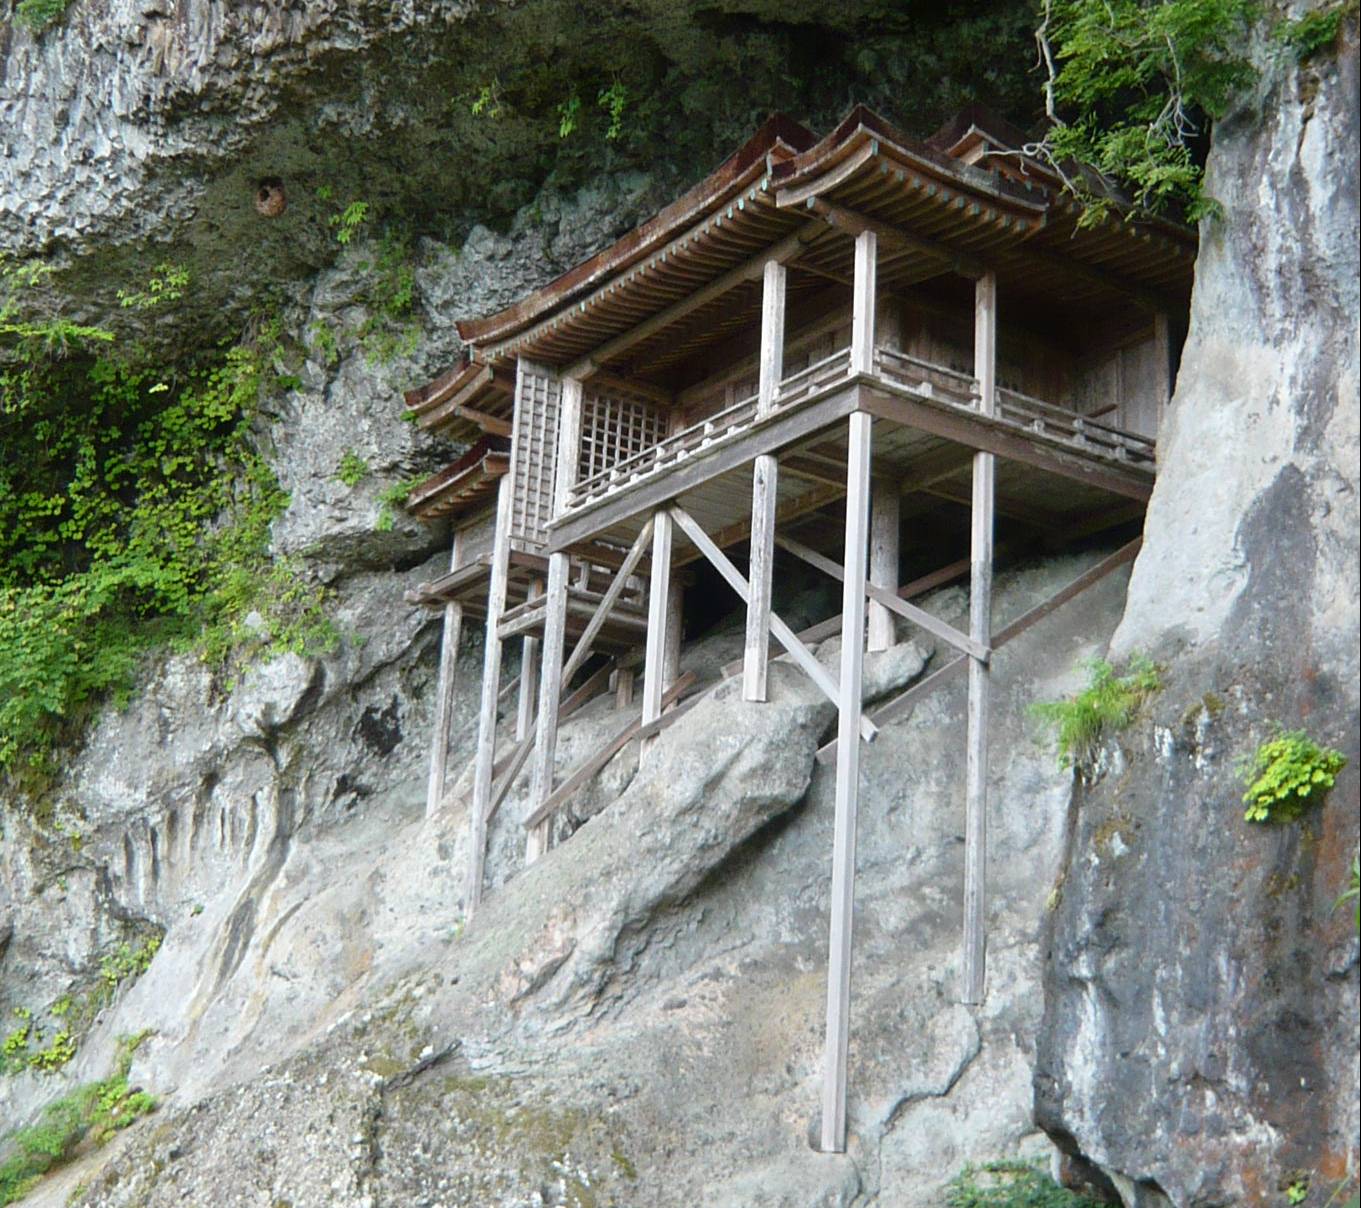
[425,530,464,819]
[819,226,876,1155]
[464,471,514,914]
[962,269,997,1005]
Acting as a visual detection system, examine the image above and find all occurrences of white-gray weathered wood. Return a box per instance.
[664,579,684,704]
[526,551,570,864]
[774,535,989,663]
[743,455,779,702]
[554,377,585,516]
[642,509,674,733]
[757,258,787,417]
[516,578,543,743]
[425,601,463,818]
[669,506,877,743]
[819,409,873,1154]
[465,473,514,914]
[614,667,635,709]
[963,269,997,1005]
[868,477,899,652]
[850,229,877,375]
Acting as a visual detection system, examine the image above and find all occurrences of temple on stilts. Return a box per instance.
[400,104,1194,1151]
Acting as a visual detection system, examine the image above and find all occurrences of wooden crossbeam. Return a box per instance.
[814,537,1142,764]
[523,672,699,830]
[775,535,989,662]
[561,517,654,686]
[807,197,984,279]
[669,506,877,743]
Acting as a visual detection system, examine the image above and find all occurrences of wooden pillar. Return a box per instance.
[642,509,674,751]
[963,269,997,1005]
[744,259,786,703]
[819,409,873,1154]
[526,375,583,864]
[850,228,877,376]
[867,478,899,653]
[664,580,684,704]
[424,602,463,818]
[614,667,635,709]
[526,554,569,864]
[516,578,544,743]
[1153,310,1174,416]
[425,524,465,819]
[465,473,514,914]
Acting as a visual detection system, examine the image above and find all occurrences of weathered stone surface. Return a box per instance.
[6,549,1129,1207]
[1035,32,1361,1206]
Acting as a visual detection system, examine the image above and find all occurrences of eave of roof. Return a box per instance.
[455,112,816,349]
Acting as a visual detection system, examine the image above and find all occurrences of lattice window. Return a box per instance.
[510,363,561,547]
[579,384,668,485]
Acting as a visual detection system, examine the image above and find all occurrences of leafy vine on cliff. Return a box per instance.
[0,263,335,794]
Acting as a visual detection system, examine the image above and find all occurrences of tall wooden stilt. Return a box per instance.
[664,579,684,705]
[526,374,584,864]
[820,227,877,1155]
[516,578,544,743]
[642,509,674,755]
[819,409,873,1155]
[744,258,786,701]
[962,269,997,1005]
[526,553,569,863]
[425,600,463,818]
[465,473,514,914]
[868,478,899,653]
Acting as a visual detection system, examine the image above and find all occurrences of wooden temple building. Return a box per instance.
[401,105,1194,1152]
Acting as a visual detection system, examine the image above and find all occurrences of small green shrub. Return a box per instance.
[945,1159,1106,1207]
[1238,730,1346,823]
[0,1034,154,1205]
[374,476,422,533]
[336,450,369,488]
[1031,656,1161,770]
[1273,0,1356,60]
[329,200,370,246]
[13,0,73,33]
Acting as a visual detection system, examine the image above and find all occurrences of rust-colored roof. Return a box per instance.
[406,436,511,522]
[410,103,1195,402]
[456,113,817,348]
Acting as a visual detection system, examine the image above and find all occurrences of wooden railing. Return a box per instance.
[562,344,1155,515]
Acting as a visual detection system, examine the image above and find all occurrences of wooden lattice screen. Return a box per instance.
[579,383,668,484]
[510,361,561,547]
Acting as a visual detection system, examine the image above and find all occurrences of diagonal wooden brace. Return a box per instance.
[669,506,877,743]
[775,534,990,663]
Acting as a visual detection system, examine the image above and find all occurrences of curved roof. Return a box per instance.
[424,104,1196,395]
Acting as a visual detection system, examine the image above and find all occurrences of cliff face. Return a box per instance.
[1035,30,1360,1206]
[0,5,1358,1207]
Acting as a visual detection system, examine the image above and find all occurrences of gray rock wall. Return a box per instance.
[1035,29,1360,1206]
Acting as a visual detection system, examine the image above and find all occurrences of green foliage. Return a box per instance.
[374,476,423,532]
[1,935,161,1076]
[0,265,334,790]
[0,1034,154,1206]
[1035,0,1258,222]
[470,80,503,118]
[1333,854,1360,931]
[598,80,629,141]
[115,262,189,312]
[1273,0,1356,59]
[337,450,370,488]
[1286,1178,1310,1205]
[329,200,370,246]
[945,1159,1106,1207]
[1238,730,1345,823]
[13,0,72,33]
[1031,656,1161,770]
[557,92,582,139]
